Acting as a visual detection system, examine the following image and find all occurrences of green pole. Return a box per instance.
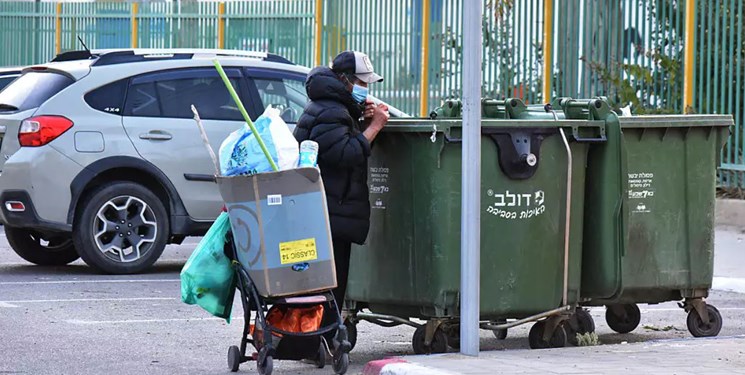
[213,59,279,172]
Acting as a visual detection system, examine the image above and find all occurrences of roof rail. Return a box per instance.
[51,48,294,66]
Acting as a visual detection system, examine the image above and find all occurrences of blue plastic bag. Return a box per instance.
[219,107,299,176]
[180,212,236,322]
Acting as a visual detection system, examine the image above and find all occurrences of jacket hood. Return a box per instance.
[305,66,363,118]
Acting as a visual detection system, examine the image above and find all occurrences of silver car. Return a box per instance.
[0,49,404,274]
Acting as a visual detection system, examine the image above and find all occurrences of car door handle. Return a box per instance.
[139,131,173,141]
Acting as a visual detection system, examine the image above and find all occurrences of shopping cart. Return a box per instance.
[217,169,351,375]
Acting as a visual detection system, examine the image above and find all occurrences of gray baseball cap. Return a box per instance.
[331,50,384,83]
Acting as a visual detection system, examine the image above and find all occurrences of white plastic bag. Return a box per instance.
[219,106,299,176]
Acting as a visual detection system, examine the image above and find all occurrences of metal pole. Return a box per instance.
[314,0,323,66]
[542,0,554,102]
[682,0,695,113]
[419,0,431,117]
[460,0,482,357]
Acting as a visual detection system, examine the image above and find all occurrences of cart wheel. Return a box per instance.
[528,321,568,349]
[344,319,358,352]
[257,355,273,375]
[491,320,508,340]
[566,309,596,346]
[314,342,327,369]
[687,304,723,338]
[605,304,641,334]
[332,352,349,375]
[412,325,449,354]
[227,345,241,372]
[257,346,273,375]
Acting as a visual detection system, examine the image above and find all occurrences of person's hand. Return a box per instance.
[370,103,389,130]
[363,99,376,119]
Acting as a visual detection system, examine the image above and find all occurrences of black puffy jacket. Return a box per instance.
[294,67,371,245]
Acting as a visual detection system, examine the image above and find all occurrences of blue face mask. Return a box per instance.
[351,84,368,104]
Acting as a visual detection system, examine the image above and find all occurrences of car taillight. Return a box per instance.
[18,116,73,147]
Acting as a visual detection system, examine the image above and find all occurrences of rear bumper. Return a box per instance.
[0,190,71,232]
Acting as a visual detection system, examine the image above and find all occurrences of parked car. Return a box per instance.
[0,49,406,274]
[0,67,22,91]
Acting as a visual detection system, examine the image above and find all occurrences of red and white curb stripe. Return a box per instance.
[363,357,456,375]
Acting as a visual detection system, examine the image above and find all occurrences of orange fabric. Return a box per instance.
[251,305,325,340]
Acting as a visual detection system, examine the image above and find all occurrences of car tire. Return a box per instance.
[5,226,79,265]
[73,181,169,274]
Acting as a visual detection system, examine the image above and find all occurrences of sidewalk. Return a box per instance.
[363,336,745,375]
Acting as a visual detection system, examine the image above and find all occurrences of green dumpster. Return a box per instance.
[344,99,609,353]
[551,98,732,338]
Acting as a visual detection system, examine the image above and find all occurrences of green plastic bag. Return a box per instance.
[180,212,236,323]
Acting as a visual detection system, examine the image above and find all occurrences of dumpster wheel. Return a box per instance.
[605,304,641,334]
[343,318,358,352]
[412,325,448,354]
[565,309,595,346]
[491,319,508,340]
[528,320,568,349]
[687,304,723,338]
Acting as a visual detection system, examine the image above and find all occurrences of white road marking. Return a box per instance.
[66,316,244,325]
[0,279,179,285]
[0,297,175,304]
[0,302,19,307]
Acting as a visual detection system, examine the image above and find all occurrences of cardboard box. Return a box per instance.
[217,168,336,297]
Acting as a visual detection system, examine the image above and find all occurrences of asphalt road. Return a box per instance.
[0,226,743,375]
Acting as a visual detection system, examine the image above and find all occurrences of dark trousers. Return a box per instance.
[331,237,352,312]
[323,237,351,343]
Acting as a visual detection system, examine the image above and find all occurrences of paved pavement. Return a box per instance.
[366,336,745,375]
[0,226,743,374]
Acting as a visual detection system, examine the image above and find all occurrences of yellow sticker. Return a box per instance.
[279,238,318,265]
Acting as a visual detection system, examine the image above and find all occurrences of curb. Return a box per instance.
[362,357,456,375]
[716,198,745,229]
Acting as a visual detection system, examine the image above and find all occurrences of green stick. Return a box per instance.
[213,59,279,172]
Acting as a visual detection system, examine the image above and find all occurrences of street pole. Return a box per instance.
[460,0,482,357]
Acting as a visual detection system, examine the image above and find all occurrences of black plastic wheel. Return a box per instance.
[687,304,723,338]
[444,325,460,350]
[333,352,349,375]
[493,329,508,340]
[315,342,326,369]
[344,319,358,352]
[566,309,596,346]
[491,320,508,340]
[412,325,449,354]
[227,345,241,372]
[528,321,568,349]
[605,304,641,334]
[258,355,273,375]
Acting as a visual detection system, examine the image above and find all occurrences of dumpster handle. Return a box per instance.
[572,127,608,143]
[479,305,572,331]
[549,107,572,308]
[355,312,423,329]
[559,127,572,307]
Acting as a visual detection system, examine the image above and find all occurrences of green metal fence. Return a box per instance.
[0,0,742,187]
[694,0,744,189]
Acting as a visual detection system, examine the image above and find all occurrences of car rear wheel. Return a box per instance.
[73,181,169,274]
[5,227,79,265]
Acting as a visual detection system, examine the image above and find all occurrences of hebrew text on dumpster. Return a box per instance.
[485,189,546,220]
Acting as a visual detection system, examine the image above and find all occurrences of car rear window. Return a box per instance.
[85,79,128,115]
[0,71,74,112]
[0,75,19,91]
